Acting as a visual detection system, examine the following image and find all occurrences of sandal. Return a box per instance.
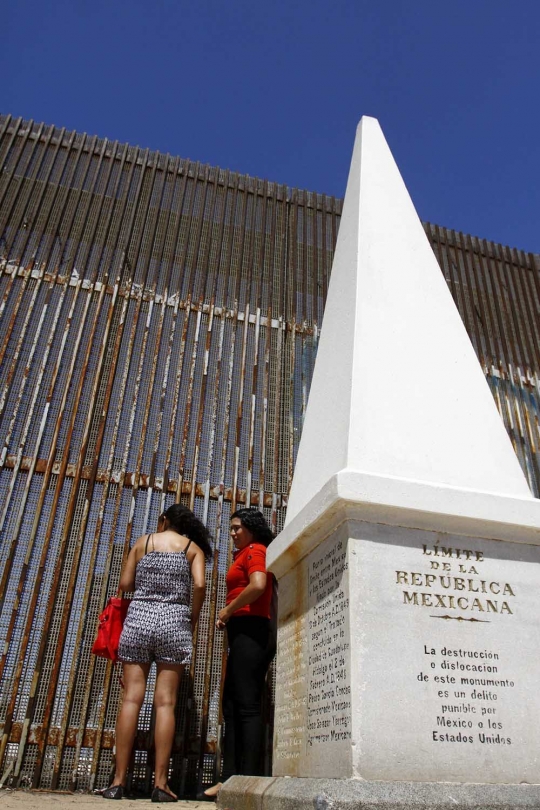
[151,786,178,803]
[101,784,125,799]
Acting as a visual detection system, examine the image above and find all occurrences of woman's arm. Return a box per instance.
[216,571,266,629]
[190,546,206,631]
[119,539,143,592]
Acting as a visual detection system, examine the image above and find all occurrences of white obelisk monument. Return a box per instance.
[219,117,540,809]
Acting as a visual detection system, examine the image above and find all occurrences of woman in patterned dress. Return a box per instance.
[204,508,275,799]
[102,505,212,802]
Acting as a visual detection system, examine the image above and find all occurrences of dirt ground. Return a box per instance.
[0,790,209,809]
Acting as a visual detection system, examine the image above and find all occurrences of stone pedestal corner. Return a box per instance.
[270,503,540,785]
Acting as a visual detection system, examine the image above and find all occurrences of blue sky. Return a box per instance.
[3,0,539,253]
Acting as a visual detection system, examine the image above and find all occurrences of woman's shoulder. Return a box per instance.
[185,536,205,556]
[240,542,267,563]
[236,541,267,553]
[127,534,149,564]
[132,534,149,551]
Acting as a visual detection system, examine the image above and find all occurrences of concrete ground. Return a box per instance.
[0,791,209,810]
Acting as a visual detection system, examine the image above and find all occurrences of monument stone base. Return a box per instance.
[218,776,540,810]
[258,480,540,805]
[270,503,539,784]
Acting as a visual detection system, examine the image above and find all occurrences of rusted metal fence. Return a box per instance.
[0,114,538,794]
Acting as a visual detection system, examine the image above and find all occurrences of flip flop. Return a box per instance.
[101,784,124,800]
[151,786,178,803]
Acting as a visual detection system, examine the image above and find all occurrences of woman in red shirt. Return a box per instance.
[204,508,275,798]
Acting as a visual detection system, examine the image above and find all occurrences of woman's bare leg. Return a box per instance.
[153,663,184,797]
[112,662,150,786]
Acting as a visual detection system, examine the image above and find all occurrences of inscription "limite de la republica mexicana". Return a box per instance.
[395,544,517,616]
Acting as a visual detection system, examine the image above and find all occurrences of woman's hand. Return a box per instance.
[216,606,232,630]
[216,572,267,629]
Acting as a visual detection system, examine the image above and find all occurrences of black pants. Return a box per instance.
[222,616,276,780]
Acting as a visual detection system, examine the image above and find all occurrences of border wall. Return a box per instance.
[0,114,538,794]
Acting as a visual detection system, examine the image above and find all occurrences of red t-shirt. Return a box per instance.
[226,542,273,618]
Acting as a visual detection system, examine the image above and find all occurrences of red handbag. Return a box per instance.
[92,597,131,662]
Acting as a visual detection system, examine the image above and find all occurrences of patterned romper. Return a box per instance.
[118,535,193,665]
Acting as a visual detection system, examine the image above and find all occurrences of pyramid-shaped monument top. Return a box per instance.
[286,116,532,525]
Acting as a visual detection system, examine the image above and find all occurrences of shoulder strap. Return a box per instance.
[184,538,192,554]
[144,533,152,555]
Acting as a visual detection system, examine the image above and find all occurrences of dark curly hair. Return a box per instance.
[230,508,274,547]
[163,504,213,559]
